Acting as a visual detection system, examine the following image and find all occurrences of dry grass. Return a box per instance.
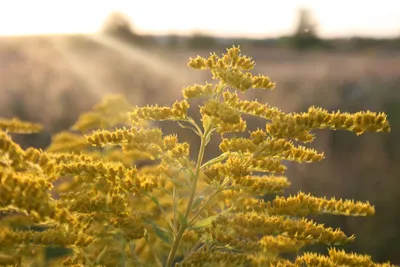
[1,34,400,263]
[1,34,399,122]
[0,35,201,133]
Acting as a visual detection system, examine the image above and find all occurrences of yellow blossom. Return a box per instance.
[0,118,42,134]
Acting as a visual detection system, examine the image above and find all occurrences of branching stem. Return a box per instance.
[165,133,207,267]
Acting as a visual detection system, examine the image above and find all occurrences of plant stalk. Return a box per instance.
[165,135,207,267]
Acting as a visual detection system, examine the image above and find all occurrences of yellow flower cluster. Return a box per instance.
[0,45,394,267]
[200,101,247,133]
[259,235,309,254]
[188,46,275,92]
[177,250,249,267]
[24,147,59,179]
[269,192,375,217]
[0,117,42,134]
[46,132,89,153]
[0,226,92,248]
[223,91,284,120]
[291,248,396,267]
[213,213,353,245]
[0,130,26,167]
[231,175,291,195]
[129,100,190,124]
[228,191,375,219]
[109,213,145,240]
[219,135,325,163]
[0,170,56,220]
[86,127,163,148]
[205,226,260,252]
[267,106,391,142]
[72,94,134,133]
[182,83,215,99]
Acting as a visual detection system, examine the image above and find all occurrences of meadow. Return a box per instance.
[0,34,399,264]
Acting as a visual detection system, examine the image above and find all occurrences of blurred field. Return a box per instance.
[1,34,400,263]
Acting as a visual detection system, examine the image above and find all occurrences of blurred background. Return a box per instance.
[1,0,399,264]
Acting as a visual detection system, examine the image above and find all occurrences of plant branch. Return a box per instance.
[187,188,222,228]
[165,133,207,267]
[145,232,163,267]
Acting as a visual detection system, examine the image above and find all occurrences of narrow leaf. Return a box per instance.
[150,223,173,244]
[147,193,162,208]
[95,246,108,264]
[178,211,188,227]
[201,152,229,169]
[189,215,218,230]
[192,195,205,210]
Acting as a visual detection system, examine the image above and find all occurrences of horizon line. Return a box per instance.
[0,31,399,40]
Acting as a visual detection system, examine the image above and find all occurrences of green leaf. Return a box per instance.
[190,208,232,230]
[146,221,173,244]
[155,225,173,244]
[177,121,199,135]
[147,193,162,208]
[192,195,205,210]
[95,245,108,264]
[145,193,176,232]
[178,211,188,227]
[201,152,229,169]
[189,215,218,230]
[202,115,213,132]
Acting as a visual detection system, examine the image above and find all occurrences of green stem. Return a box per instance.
[187,188,221,228]
[172,185,178,233]
[145,234,163,267]
[188,178,231,227]
[165,134,207,267]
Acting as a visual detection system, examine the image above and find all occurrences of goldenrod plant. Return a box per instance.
[0,46,394,267]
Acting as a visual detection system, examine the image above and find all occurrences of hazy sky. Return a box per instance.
[1,0,399,38]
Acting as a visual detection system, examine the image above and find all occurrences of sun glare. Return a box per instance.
[0,0,399,37]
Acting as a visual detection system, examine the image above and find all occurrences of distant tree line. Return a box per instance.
[101,9,400,51]
[101,11,154,46]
